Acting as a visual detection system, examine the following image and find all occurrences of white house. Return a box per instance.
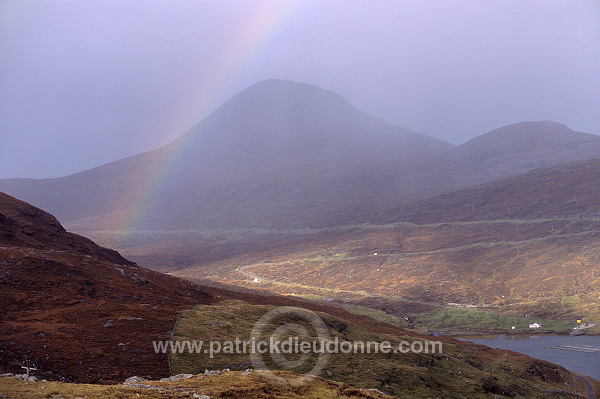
[529,323,541,329]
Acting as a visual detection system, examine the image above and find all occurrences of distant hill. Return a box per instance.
[436,120,600,181]
[376,157,600,224]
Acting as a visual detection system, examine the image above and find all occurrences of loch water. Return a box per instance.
[460,334,600,380]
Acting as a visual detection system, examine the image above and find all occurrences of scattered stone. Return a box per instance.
[131,273,147,283]
[124,375,148,384]
[103,319,114,327]
[193,394,210,399]
[124,383,160,389]
[0,373,13,377]
[366,388,386,395]
[160,373,194,381]
[13,374,36,381]
[204,369,221,376]
[221,368,230,373]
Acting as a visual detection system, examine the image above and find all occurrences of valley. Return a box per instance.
[79,215,600,334]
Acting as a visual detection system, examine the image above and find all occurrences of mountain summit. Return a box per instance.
[171,79,451,169]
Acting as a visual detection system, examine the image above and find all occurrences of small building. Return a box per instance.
[529,323,541,329]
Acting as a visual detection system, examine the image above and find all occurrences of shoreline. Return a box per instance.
[433,330,600,339]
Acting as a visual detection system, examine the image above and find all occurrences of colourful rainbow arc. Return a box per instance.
[110,1,302,244]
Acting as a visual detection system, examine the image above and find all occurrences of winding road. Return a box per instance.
[574,375,594,399]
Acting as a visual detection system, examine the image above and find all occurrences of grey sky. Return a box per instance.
[1,0,599,178]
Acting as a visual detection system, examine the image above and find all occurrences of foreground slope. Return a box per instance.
[0,372,397,399]
[0,192,218,382]
[167,300,594,398]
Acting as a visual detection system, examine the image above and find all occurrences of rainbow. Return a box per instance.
[111,1,303,242]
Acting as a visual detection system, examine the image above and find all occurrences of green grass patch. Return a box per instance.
[412,307,574,332]
[332,302,411,328]
[167,300,580,398]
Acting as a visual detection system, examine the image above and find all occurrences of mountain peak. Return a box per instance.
[463,121,593,147]
[176,79,448,168]
[459,120,600,153]
[215,79,356,121]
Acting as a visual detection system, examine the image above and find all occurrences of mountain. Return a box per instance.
[2,81,600,233]
[411,121,600,199]
[0,80,452,231]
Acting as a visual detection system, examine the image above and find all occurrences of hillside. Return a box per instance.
[1,191,404,383]
[377,157,600,223]
[166,300,591,398]
[0,192,402,383]
[152,160,600,324]
[0,191,132,264]
[0,193,221,383]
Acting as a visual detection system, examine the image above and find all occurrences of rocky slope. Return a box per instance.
[0,192,218,382]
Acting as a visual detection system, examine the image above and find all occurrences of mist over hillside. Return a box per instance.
[2,80,600,233]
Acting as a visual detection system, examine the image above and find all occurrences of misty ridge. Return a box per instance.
[2,79,600,232]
